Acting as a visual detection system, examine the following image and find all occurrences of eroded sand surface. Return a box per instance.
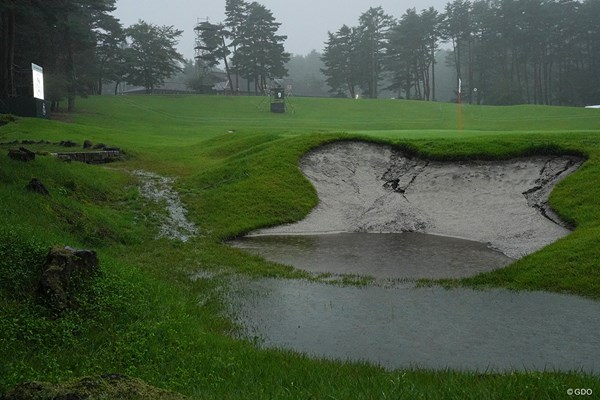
[253,142,582,258]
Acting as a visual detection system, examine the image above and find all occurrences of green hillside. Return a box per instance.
[1,95,599,398]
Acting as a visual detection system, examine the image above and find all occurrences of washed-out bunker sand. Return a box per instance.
[235,141,583,279]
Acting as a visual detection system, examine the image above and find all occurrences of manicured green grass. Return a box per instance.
[1,95,600,398]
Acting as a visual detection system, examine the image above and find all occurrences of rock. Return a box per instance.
[0,374,188,400]
[83,139,93,149]
[56,150,122,164]
[93,143,106,150]
[25,178,50,196]
[8,147,35,162]
[37,246,99,312]
[59,140,78,147]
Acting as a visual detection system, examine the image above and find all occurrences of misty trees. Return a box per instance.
[386,8,441,101]
[58,0,121,110]
[230,1,289,94]
[286,51,328,97]
[355,7,395,98]
[321,0,600,106]
[233,2,289,93]
[322,6,437,100]
[321,25,360,98]
[448,0,600,106]
[1,2,187,110]
[195,21,234,93]
[0,0,121,110]
[441,0,472,102]
[124,21,184,94]
[95,15,126,95]
[225,0,247,92]
[198,0,289,94]
[0,1,17,98]
[321,7,394,99]
[438,0,600,106]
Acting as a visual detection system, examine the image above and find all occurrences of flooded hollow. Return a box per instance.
[252,141,583,259]
[228,232,513,280]
[227,279,600,374]
[221,142,595,374]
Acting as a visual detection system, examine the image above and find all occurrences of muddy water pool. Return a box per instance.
[226,278,600,374]
[228,232,513,280]
[225,232,600,374]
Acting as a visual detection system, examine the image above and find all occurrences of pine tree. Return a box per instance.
[233,2,289,94]
[321,25,359,98]
[355,7,395,98]
[225,0,249,93]
[125,20,184,94]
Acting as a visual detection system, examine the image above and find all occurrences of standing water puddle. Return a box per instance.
[228,232,513,280]
[226,233,600,374]
[226,278,600,374]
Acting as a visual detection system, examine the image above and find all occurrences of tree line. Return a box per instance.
[196,0,289,94]
[0,0,185,111]
[322,0,600,106]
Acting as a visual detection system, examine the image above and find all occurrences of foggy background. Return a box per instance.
[113,0,450,57]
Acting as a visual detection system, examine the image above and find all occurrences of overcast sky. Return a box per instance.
[113,0,450,59]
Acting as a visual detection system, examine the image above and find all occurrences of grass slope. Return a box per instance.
[1,95,599,398]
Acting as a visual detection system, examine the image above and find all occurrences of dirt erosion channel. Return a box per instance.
[223,141,600,374]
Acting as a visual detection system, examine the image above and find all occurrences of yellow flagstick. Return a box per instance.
[458,78,463,132]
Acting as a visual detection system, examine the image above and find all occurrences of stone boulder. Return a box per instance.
[8,147,35,162]
[59,140,78,147]
[37,246,99,312]
[25,178,50,196]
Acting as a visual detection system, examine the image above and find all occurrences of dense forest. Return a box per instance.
[2,0,600,107]
[0,0,189,110]
[322,0,600,106]
[0,0,289,109]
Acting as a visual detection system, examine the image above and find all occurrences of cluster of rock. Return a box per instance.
[5,139,123,164]
[8,147,35,161]
[2,139,85,147]
[55,149,121,164]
